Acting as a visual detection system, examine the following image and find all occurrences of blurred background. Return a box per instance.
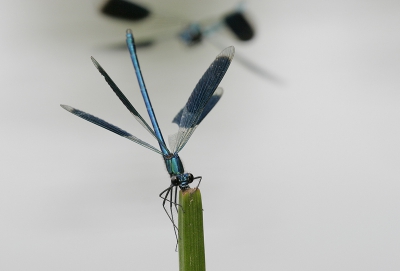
[1,0,400,270]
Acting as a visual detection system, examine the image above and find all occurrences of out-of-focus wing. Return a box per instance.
[224,11,254,41]
[101,0,150,21]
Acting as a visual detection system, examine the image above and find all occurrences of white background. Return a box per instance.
[1,0,400,270]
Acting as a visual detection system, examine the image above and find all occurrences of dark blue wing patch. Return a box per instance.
[61,105,132,137]
[173,88,223,127]
[224,12,254,41]
[102,0,150,21]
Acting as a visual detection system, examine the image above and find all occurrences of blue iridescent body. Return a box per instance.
[162,154,193,190]
[61,29,234,229]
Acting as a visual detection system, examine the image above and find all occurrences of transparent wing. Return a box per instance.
[172,87,223,126]
[206,38,282,83]
[230,52,283,84]
[61,105,162,155]
[169,47,234,153]
[91,57,170,152]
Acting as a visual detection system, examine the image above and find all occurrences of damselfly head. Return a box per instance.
[179,24,203,46]
[171,173,194,189]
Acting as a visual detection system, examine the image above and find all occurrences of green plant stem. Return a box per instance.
[179,188,206,271]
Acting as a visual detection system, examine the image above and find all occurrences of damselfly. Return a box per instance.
[61,30,234,234]
[101,0,254,46]
[99,0,280,82]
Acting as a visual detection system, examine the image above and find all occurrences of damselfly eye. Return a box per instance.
[171,176,180,186]
[187,173,194,184]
